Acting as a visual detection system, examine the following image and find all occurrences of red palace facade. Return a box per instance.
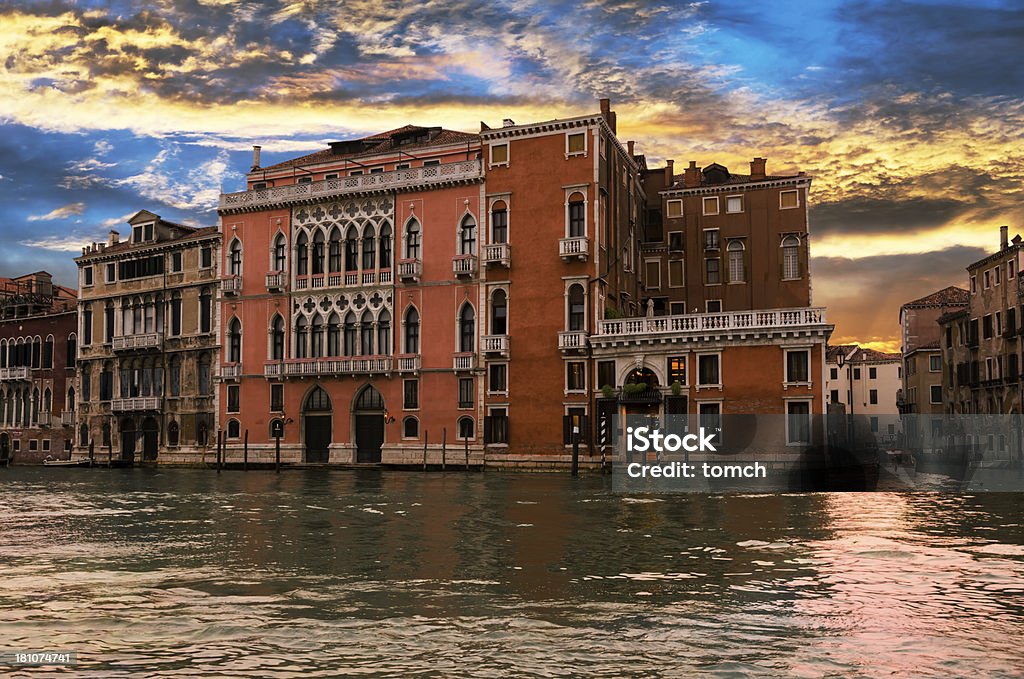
[215,100,831,468]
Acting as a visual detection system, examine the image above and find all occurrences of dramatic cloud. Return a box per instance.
[27,202,86,221]
[1,0,1022,346]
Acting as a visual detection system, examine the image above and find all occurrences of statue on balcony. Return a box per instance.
[646,299,654,317]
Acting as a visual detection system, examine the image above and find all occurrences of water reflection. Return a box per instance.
[0,468,1022,677]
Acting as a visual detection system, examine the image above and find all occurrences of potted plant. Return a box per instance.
[601,384,615,399]
[671,380,682,396]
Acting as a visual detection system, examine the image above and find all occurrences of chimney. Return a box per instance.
[627,140,634,156]
[663,159,674,184]
[1000,225,1008,250]
[683,160,701,188]
[251,145,262,171]
[108,230,119,246]
[609,111,617,134]
[98,243,106,252]
[750,157,767,180]
[599,97,610,123]
[502,118,516,128]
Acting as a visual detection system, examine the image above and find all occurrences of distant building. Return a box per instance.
[74,211,221,462]
[0,272,77,463]
[940,226,1022,414]
[898,286,969,414]
[826,344,902,442]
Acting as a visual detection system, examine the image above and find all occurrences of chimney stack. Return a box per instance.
[502,118,516,128]
[1000,225,1009,250]
[609,111,617,134]
[663,159,674,184]
[684,160,701,188]
[627,140,634,156]
[251,145,262,171]
[599,98,610,123]
[750,157,767,180]
[108,230,119,246]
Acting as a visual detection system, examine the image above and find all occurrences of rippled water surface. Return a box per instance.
[1,468,1023,677]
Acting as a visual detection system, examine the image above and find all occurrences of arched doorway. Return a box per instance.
[142,417,159,461]
[120,418,136,461]
[353,385,384,463]
[622,367,662,418]
[303,386,332,463]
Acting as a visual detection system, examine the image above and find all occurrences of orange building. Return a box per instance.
[215,100,831,468]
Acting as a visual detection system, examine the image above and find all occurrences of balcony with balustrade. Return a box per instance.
[221,276,242,295]
[112,397,161,412]
[112,334,162,352]
[559,236,589,261]
[453,254,478,278]
[592,307,831,348]
[266,272,287,292]
[481,335,509,357]
[453,353,477,372]
[219,159,484,213]
[266,357,392,378]
[220,364,242,380]
[61,411,74,426]
[396,355,421,373]
[558,331,589,353]
[398,259,422,282]
[483,243,511,268]
[37,412,52,427]
[0,366,30,381]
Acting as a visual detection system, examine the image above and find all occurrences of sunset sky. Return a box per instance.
[2,0,1022,351]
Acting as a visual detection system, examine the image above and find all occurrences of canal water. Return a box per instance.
[1,468,1022,678]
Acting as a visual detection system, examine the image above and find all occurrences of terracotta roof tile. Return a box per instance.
[902,285,969,309]
[260,127,480,173]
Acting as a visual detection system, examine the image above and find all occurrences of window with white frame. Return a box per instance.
[782,235,800,279]
[488,362,508,393]
[567,361,586,392]
[702,196,719,215]
[697,353,720,386]
[490,200,508,244]
[566,132,586,156]
[666,200,683,219]
[668,259,684,288]
[929,355,941,372]
[567,191,586,238]
[780,190,799,209]
[727,240,745,283]
[726,195,743,213]
[785,349,810,384]
[490,143,509,166]
[786,401,811,444]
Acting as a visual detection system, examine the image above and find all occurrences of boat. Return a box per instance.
[42,457,92,467]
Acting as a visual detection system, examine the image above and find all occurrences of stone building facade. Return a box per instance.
[74,211,221,462]
[898,286,969,415]
[0,272,77,463]
[940,226,1023,415]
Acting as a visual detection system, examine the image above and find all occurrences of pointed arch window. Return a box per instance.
[296,232,309,276]
[460,215,477,255]
[345,227,359,270]
[343,312,357,356]
[271,315,285,360]
[295,316,308,359]
[229,239,242,276]
[379,223,392,268]
[328,228,342,272]
[273,233,287,272]
[360,310,374,355]
[327,313,341,356]
[305,386,331,411]
[568,284,585,331]
[459,304,475,353]
[362,226,376,270]
[491,290,507,335]
[312,231,326,275]
[405,307,420,354]
[377,310,391,355]
[310,314,324,357]
[405,219,421,259]
[228,318,242,363]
